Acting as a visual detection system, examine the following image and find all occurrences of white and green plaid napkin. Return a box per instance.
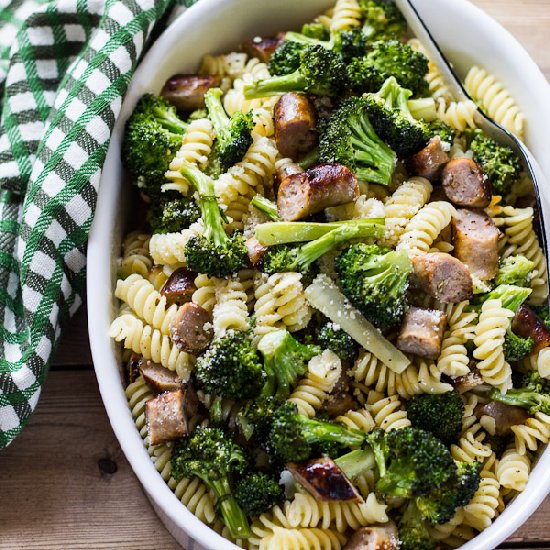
[0,0,196,448]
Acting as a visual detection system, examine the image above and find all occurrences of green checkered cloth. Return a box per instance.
[0,0,196,448]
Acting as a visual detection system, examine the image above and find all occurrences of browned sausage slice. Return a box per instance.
[287,457,362,502]
[411,252,473,303]
[452,208,500,281]
[396,307,447,360]
[274,92,318,159]
[442,158,492,207]
[475,401,529,436]
[512,304,550,354]
[126,352,142,383]
[140,360,182,393]
[453,366,485,394]
[321,371,355,418]
[343,522,399,550]
[170,302,213,354]
[277,163,359,221]
[242,34,284,63]
[161,267,197,305]
[145,389,189,445]
[161,74,221,112]
[245,237,267,266]
[407,137,450,182]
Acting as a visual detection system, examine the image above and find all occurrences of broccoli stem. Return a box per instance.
[152,105,188,134]
[408,98,437,121]
[204,88,230,134]
[243,72,309,99]
[251,194,281,221]
[335,449,375,479]
[284,31,325,45]
[255,218,385,246]
[179,163,226,246]
[297,147,320,169]
[208,475,251,538]
[300,417,366,448]
[294,225,362,271]
[490,388,550,415]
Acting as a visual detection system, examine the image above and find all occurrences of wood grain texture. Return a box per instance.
[4,1,550,549]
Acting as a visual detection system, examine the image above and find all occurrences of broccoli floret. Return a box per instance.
[359,0,407,42]
[399,461,481,549]
[367,427,456,498]
[238,330,320,441]
[251,194,281,221]
[317,321,359,362]
[495,255,534,287]
[319,95,396,185]
[244,44,348,98]
[348,40,429,96]
[523,370,550,393]
[188,108,208,120]
[363,76,431,157]
[268,41,305,76]
[504,328,534,362]
[491,374,550,415]
[205,88,253,172]
[178,162,248,277]
[335,243,412,330]
[171,427,251,538]
[233,472,284,517]
[262,223,372,275]
[269,402,366,463]
[122,94,188,196]
[407,392,464,444]
[428,119,455,144]
[148,195,200,233]
[195,330,265,400]
[301,22,330,41]
[471,131,522,195]
[475,284,532,313]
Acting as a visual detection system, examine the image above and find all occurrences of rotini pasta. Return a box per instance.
[367,393,411,431]
[437,100,477,132]
[329,0,361,31]
[462,476,501,531]
[496,448,530,492]
[512,411,550,455]
[212,275,250,337]
[119,231,152,278]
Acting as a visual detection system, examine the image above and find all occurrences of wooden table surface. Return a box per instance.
[2,2,550,549]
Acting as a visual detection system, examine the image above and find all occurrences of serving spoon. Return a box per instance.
[396,0,550,303]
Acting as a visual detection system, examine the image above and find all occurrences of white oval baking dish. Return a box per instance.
[87,1,550,549]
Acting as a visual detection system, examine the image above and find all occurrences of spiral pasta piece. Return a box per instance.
[252,526,347,550]
[115,273,178,335]
[512,411,550,455]
[473,299,514,391]
[148,227,198,266]
[496,448,530,492]
[437,100,477,131]
[325,196,385,222]
[253,271,311,343]
[199,51,249,79]
[119,231,152,278]
[464,66,525,139]
[382,177,433,247]
[191,273,219,313]
[451,420,493,464]
[367,394,410,431]
[462,476,501,531]
[396,201,455,257]
[537,348,550,379]
[283,493,388,533]
[109,312,193,378]
[125,375,154,438]
[336,406,375,434]
[330,0,362,31]
[288,350,342,417]
[215,136,278,230]
[437,301,478,377]
[212,275,250,337]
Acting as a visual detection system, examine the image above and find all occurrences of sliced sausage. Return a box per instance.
[453,366,485,394]
[475,401,529,437]
[242,34,284,63]
[126,353,142,384]
[287,457,362,502]
[274,93,318,159]
[245,237,267,266]
[343,522,399,550]
[145,389,189,445]
[512,304,550,354]
[321,371,355,418]
[442,158,492,208]
[161,267,197,305]
[407,137,450,182]
[170,302,213,354]
[452,208,500,281]
[161,74,221,112]
[396,307,447,360]
[411,252,473,303]
[277,163,359,221]
[140,360,183,393]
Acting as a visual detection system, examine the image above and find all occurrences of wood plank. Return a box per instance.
[0,370,179,550]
